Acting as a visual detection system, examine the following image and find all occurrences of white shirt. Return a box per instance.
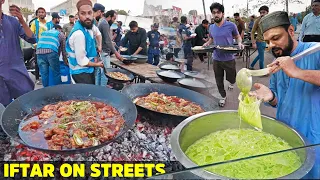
[68,25,101,67]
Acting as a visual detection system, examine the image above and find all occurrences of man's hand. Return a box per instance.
[249,83,274,102]
[63,58,69,66]
[267,56,301,78]
[97,61,104,68]
[97,46,102,53]
[203,42,209,47]
[115,52,123,61]
[94,57,99,63]
[238,43,245,50]
[9,5,24,24]
[252,42,257,49]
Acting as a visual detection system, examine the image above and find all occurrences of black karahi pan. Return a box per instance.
[104,68,135,83]
[0,84,137,154]
[178,78,214,92]
[121,83,219,127]
[156,70,185,83]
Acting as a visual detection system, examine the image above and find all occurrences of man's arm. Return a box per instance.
[240,22,245,39]
[295,70,320,86]
[232,24,242,44]
[251,19,259,43]
[99,23,117,53]
[59,33,68,65]
[299,15,308,41]
[93,25,102,52]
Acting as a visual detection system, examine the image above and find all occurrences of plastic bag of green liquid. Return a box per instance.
[238,92,263,130]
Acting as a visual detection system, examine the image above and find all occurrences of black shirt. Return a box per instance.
[195,25,208,46]
[121,27,147,55]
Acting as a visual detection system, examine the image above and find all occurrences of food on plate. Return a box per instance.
[107,72,130,81]
[216,45,239,50]
[190,33,197,37]
[161,64,179,70]
[192,46,205,50]
[19,100,125,150]
[158,71,182,78]
[185,129,301,179]
[133,92,204,116]
[120,47,127,52]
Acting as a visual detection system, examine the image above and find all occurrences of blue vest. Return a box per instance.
[35,19,40,42]
[66,21,97,75]
[46,21,54,30]
[37,29,60,53]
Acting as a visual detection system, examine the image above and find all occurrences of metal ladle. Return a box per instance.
[236,43,320,94]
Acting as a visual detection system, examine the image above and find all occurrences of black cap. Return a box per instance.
[93,3,105,12]
[54,24,62,29]
[313,0,320,3]
[260,11,290,33]
[51,12,61,19]
[153,23,159,28]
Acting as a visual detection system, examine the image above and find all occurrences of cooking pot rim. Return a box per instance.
[170,110,316,179]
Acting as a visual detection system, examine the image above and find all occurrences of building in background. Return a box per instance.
[8,0,34,10]
[50,0,97,16]
[3,0,9,13]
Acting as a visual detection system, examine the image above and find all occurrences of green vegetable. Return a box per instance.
[185,129,302,179]
[238,93,263,130]
[73,134,84,146]
[58,124,67,129]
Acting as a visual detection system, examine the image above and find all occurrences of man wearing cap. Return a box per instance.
[147,23,161,65]
[299,0,320,42]
[120,21,147,56]
[97,10,123,86]
[66,0,104,84]
[203,3,244,107]
[250,11,320,179]
[63,15,75,37]
[179,16,195,71]
[93,3,104,26]
[250,5,269,70]
[46,12,61,30]
[36,25,68,87]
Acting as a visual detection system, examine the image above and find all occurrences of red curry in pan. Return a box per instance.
[19,100,125,150]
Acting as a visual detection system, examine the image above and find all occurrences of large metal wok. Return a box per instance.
[121,83,219,126]
[170,111,315,179]
[0,84,137,154]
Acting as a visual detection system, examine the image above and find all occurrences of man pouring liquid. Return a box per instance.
[250,11,320,179]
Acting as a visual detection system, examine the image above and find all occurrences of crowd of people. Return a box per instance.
[0,0,320,177]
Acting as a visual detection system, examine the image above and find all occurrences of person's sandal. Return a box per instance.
[219,97,226,107]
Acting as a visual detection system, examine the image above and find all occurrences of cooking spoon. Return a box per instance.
[236,43,320,94]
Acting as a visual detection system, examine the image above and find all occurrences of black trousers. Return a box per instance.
[303,35,320,42]
[213,60,236,98]
[72,73,95,84]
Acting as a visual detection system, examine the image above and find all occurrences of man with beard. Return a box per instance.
[179,16,195,71]
[147,23,161,65]
[63,15,75,37]
[119,21,147,56]
[203,3,244,107]
[30,7,47,84]
[250,5,269,70]
[250,11,320,179]
[46,12,61,30]
[93,3,104,26]
[75,14,79,21]
[0,2,36,106]
[96,10,123,86]
[66,0,104,84]
[299,0,320,42]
